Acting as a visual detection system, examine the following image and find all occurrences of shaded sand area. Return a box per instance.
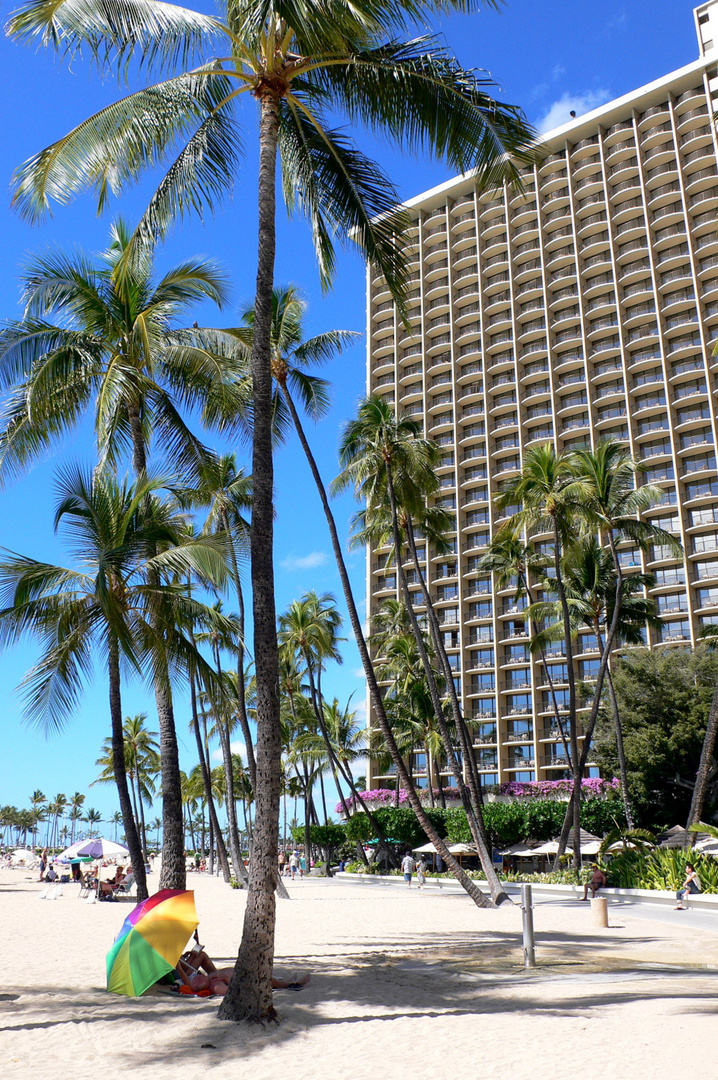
[3,867,717,1080]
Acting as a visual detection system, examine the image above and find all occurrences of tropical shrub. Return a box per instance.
[608,847,718,892]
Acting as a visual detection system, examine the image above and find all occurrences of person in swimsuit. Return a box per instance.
[176,948,311,995]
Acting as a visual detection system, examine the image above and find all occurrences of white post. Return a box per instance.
[520,883,536,968]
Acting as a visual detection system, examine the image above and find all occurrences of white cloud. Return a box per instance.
[280,550,328,571]
[211,739,246,763]
[535,90,613,134]
[352,667,367,680]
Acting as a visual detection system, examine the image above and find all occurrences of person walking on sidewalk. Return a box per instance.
[401,852,416,888]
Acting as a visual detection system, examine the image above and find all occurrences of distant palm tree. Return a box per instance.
[83,808,102,839]
[335,395,503,901]
[109,811,123,843]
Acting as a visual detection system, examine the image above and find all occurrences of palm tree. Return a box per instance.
[532,537,659,829]
[8,0,535,1019]
[95,715,160,859]
[68,792,86,844]
[109,810,123,843]
[0,221,230,483]
[122,714,161,859]
[0,223,235,891]
[180,455,257,792]
[0,466,231,899]
[335,395,505,901]
[83,808,102,838]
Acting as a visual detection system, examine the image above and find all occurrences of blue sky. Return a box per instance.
[0,0,701,827]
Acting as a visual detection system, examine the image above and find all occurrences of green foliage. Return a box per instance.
[291,823,346,849]
[593,647,718,827]
[444,799,625,846]
[344,807,449,849]
[607,847,718,892]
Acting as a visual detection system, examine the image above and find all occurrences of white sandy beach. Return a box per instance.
[3,867,717,1080]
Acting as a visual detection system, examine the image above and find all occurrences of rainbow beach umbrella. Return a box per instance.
[106,889,198,996]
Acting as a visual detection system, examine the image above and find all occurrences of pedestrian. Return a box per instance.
[289,852,298,879]
[416,856,427,889]
[675,863,701,909]
[580,863,607,901]
[38,848,48,881]
[299,853,306,878]
[278,851,286,876]
[401,851,416,887]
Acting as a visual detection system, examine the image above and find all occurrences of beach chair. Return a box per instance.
[78,872,95,899]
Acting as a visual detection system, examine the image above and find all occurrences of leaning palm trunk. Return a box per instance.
[219,94,283,1024]
[687,675,718,826]
[276,383,492,907]
[385,468,503,904]
[108,636,148,901]
[303,656,397,867]
[403,518,507,903]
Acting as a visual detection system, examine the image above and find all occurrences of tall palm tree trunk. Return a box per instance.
[219,93,282,1024]
[403,519,506,901]
[276,385,492,907]
[688,675,718,826]
[222,508,258,791]
[551,522,582,871]
[127,407,186,891]
[108,637,148,901]
[555,530,629,865]
[607,666,634,829]
[190,675,231,882]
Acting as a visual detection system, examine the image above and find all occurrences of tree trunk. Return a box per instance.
[156,679,186,890]
[607,668,634,829]
[190,674,231,882]
[222,507,258,792]
[219,91,282,1024]
[108,637,148,901]
[687,674,718,826]
[386,467,505,903]
[277,384,491,907]
[404,517,507,902]
[550,520,582,872]
[127,400,185,891]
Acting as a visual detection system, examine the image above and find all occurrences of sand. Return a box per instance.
[3,867,717,1080]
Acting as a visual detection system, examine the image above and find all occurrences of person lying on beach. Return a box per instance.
[175,948,311,996]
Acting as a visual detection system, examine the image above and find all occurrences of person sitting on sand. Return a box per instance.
[175,948,310,996]
[579,863,607,901]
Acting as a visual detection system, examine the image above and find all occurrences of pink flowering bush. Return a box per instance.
[497,778,620,799]
[338,777,620,815]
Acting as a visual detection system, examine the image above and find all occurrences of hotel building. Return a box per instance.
[365,2,718,790]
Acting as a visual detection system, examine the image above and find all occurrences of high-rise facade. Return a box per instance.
[365,2,718,791]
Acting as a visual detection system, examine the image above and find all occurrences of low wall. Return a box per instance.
[334,872,718,911]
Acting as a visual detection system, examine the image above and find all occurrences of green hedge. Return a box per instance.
[343,798,625,849]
